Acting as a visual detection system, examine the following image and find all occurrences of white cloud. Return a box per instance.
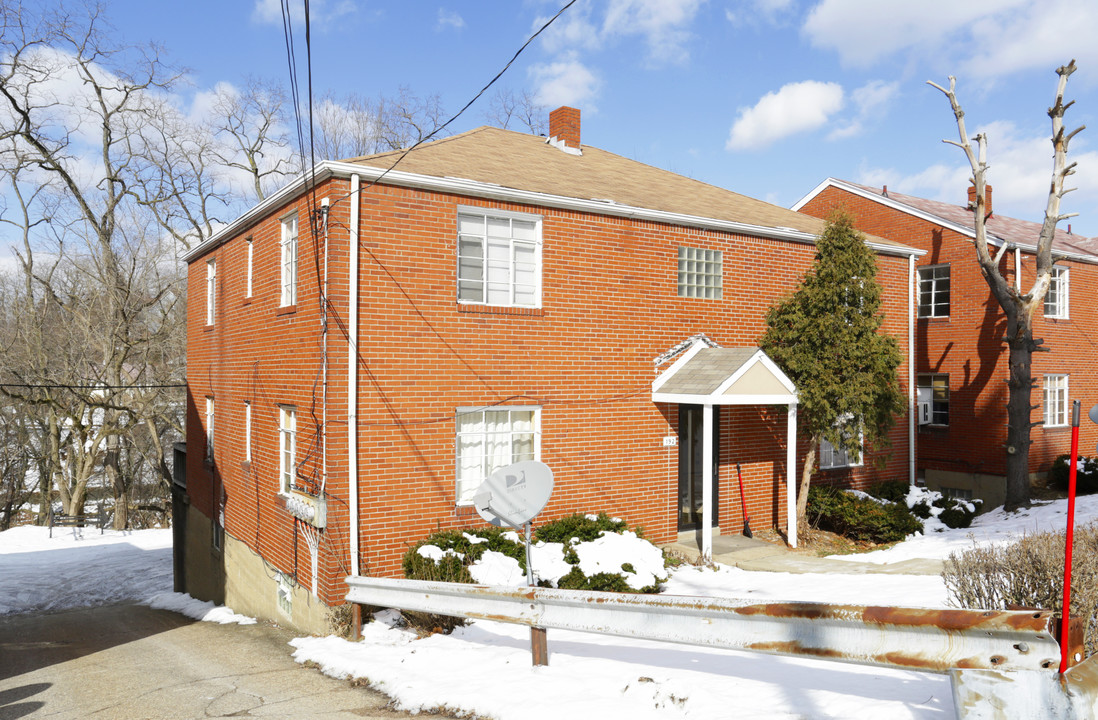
[436,8,465,32]
[251,0,355,27]
[727,80,844,151]
[536,4,601,54]
[726,0,796,27]
[602,0,706,65]
[858,120,1098,227]
[829,79,899,140]
[802,0,1096,81]
[529,57,601,110]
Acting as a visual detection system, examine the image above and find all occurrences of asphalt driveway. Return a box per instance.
[0,603,440,720]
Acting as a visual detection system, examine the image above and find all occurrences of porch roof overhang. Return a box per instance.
[651,345,797,406]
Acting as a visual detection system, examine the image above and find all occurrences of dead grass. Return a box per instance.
[750,526,897,557]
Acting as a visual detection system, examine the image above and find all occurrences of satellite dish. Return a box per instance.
[473,460,554,528]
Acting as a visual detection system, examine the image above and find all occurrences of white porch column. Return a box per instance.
[786,403,798,549]
[702,403,714,560]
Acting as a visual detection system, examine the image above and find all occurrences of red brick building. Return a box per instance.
[797,178,1098,506]
[182,111,920,632]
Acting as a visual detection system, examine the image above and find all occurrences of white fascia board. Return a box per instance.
[187,163,923,263]
[713,350,798,397]
[183,164,335,263]
[651,338,710,393]
[652,392,798,406]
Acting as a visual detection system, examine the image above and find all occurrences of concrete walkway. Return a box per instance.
[665,533,944,576]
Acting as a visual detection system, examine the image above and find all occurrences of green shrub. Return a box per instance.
[807,485,923,543]
[943,523,1098,658]
[534,512,631,543]
[869,480,910,504]
[1049,454,1098,495]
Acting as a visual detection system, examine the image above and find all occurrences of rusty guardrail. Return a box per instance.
[345,576,1098,718]
[345,576,1057,672]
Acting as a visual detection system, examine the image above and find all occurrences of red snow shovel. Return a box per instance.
[736,463,753,538]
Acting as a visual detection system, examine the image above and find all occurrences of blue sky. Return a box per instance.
[67,0,1098,237]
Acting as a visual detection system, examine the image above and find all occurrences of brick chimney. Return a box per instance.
[967,184,993,216]
[549,106,581,149]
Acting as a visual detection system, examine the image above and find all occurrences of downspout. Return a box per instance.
[348,175,361,576]
[909,254,916,487]
[1014,246,1021,291]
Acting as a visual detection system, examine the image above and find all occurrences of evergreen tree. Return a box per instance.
[760,210,906,536]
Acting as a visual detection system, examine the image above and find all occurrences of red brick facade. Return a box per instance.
[185,168,916,616]
[799,182,1098,498]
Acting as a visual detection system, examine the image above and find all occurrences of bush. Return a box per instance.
[534,512,632,544]
[807,485,923,543]
[869,480,910,504]
[943,523,1098,658]
[905,485,981,529]
[401,515,668,633]
[1048,454,1098,495]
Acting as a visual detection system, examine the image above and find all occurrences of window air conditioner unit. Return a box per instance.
[918,401,932,425]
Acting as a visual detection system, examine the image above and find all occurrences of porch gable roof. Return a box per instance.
[651,345,797,406]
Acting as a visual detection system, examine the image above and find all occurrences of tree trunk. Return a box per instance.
[1003,319,1037,511]
[797,441,819,538]
[106,430,128,530]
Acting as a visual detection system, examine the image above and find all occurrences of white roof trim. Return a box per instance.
[794,178,1098,266]
[184,163,923,263]
[713,350,798,397]
[651,338,709,393]
[651,392,798,406]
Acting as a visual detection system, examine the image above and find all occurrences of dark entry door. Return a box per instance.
[677,404,719,530]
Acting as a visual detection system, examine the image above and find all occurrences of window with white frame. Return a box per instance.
[205,396,215,462]
[677,246,723,299]
[244,401,252,462]
[1044,374,1069,427]
[456,209,541,307]
[455,407,539,504]
[918,264,950,318]
[1044,266,1069,318]
[206,259,216,325]
[245,239,254,298]
[819,417,862,469]
[280,215,298,307]
[918,374,950,426]
[279,405,297,493]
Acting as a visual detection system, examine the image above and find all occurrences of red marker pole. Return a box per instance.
[1059,399,1081,674]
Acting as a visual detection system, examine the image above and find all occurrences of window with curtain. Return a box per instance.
[455,407,539,503]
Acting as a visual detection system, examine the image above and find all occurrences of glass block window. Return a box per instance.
[455,407,539,504]
[677,246,723,299]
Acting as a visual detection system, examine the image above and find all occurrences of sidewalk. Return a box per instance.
[664,532,944,576]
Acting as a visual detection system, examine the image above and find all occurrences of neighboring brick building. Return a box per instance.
[181,110,921,632]
[796,178,1098,507]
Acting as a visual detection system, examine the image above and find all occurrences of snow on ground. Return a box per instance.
[3,495,1093,719]
[0,525,174,615]
[826,493,1098,565]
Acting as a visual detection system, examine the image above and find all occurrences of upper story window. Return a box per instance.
[205,259,216,325]
[245,238,254,298]
[918,264,950,318]
[1044,374,1069,428]
[279,405,297,494]
[918,374,950,426]
[677,246,723,299]
[1044,266,1069,319]
[280,214,298,307]
[456,209,541,308]
[455,406,540,504]
[205,396,215,463]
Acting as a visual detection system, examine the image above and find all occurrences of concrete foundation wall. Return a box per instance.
[223,530,336,636]
[924,469,1006,510]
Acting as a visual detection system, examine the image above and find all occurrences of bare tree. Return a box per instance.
[485,88,548,135]
[929,61,1084,511]
[311,86,448,160]
[209,77,296,202]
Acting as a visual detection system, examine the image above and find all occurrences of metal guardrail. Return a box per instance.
[345,576,1059,673]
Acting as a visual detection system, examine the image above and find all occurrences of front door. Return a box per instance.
[677,404,719,530]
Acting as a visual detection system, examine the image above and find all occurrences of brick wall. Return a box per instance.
[800,185,1098,486]
[187,178,914,606]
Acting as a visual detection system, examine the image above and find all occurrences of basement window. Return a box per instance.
[276,571,293,617]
